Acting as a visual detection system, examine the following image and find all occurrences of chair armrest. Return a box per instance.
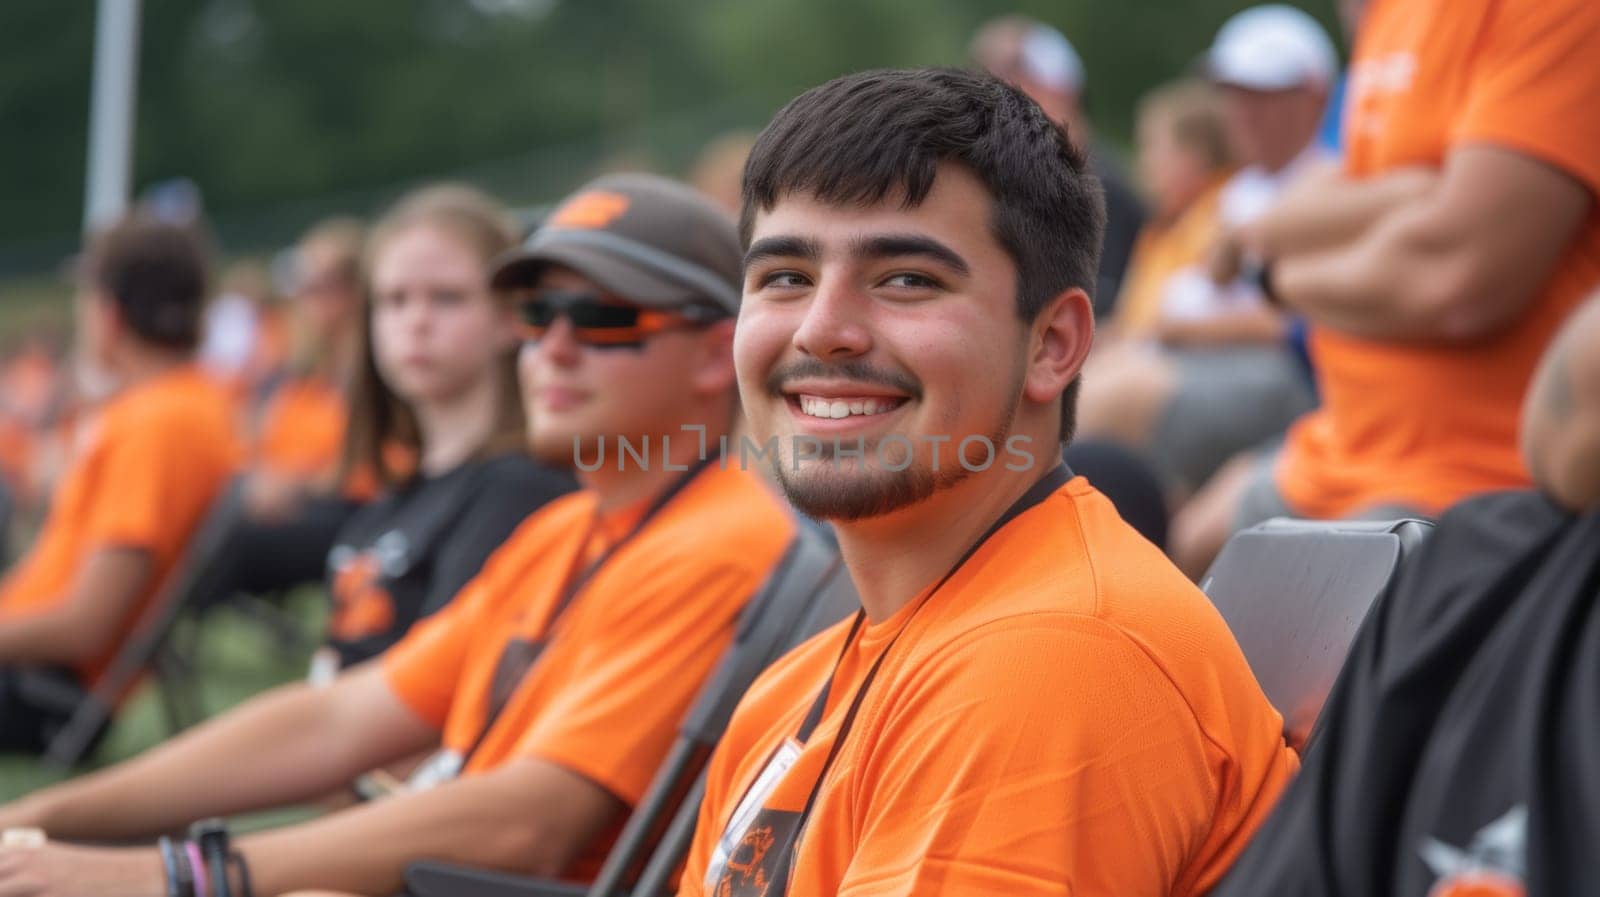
[403,861,587,897]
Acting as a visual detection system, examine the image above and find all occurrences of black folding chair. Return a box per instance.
[0,476,14,568]
[1199,516,1432,750]
[404,518,861,897]
[35,479,252,769]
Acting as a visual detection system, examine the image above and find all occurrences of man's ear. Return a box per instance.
[1022,288,1094,406]
[692,318,739,397]
[76,289,123,355]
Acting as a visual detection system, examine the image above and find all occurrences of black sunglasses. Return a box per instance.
[515,289,727,347]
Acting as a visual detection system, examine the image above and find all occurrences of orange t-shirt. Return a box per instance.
[0,366,241,683]
[682,476,1297,897]
[1276,0,1600,519]
[1112,177,1230,337]
[254,377,347,481]
[382,465,795,881]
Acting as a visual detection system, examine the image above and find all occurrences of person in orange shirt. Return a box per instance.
[249,216,368,508]
[1106,79,1237,339]
[1077,7,1339,502]
[0,215,241,753]
[1209,294,1600,897]
[179,219,376,616]
[0,174,796,897]
[1172,0,1600,576]
[681,68,1296,897]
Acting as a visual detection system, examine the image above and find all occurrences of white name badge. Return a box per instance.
[703,738,803,889]
[306,647,341,688]
[407,749,465,792]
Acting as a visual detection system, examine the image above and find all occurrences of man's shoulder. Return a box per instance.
[1378,490,1574,639]
[636,467,797,567]
[949,478,1209,627]
[905,479,1257,715]
[731,614,857,729]
[98,368,236,463]
[499,488,599,549]
[106,367,233,436]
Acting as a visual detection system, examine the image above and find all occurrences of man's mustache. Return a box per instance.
[765,358,923,401]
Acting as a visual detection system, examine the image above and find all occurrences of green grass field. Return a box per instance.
[0,590,329,829]
[0,277,71,341]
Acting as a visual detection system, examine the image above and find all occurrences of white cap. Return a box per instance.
[1020,23,1086,94]
[1207,4,1337,91]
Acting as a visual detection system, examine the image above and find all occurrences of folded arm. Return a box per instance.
[1274,144,1593,343]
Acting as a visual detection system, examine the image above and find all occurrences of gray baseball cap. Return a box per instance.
[490,173,742,315]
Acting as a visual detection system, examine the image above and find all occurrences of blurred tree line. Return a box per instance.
[0,0,1339,275]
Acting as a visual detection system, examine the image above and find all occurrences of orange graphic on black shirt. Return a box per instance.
[1428,874,1524,897]
[329,553,396,641]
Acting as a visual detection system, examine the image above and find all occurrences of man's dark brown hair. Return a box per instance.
[81,214,209,351]
[740,67,1106,441]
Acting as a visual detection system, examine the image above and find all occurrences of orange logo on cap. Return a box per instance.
[549,191,630,230]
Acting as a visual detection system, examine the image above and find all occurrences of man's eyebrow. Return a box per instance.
[743,236,821,272]
[849,233,971,276]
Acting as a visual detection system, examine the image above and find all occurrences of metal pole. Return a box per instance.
[82,0,143,235]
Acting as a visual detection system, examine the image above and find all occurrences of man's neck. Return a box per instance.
[580,418,730,514]
[109,347,189,393]
[833,450,1061,624]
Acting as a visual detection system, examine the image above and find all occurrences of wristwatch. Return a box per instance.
[1242,255,1281,307]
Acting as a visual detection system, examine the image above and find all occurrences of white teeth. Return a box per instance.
[798,395,896,419]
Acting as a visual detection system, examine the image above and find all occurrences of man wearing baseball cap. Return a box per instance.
[1207,5,1338,224]
[0,173,797,897]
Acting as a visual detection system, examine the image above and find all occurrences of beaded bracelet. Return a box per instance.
[157,836,195,897]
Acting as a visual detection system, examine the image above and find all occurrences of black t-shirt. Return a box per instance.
[324,452,576,667]
[1214,490,1600,897]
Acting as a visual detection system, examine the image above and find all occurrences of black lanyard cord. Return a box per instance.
[463,453,722,764]
[770,463,1074,885]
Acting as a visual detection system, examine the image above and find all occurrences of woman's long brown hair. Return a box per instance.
[337,184,527,490]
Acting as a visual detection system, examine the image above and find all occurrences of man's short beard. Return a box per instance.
[773,446,944,521]
[774,374,1024,522]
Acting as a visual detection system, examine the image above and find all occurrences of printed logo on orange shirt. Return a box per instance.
[548,191,630,230]
[1347,52,1418,138]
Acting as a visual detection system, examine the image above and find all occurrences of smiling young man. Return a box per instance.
[680,68,1296,897]
[0,174,795,897]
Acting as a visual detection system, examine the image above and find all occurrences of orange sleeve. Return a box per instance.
[841,619,1223,896]
[381,572,492,729]
[510,562,754,806]
[1452,0,1600,196]
[82,420,203,556]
